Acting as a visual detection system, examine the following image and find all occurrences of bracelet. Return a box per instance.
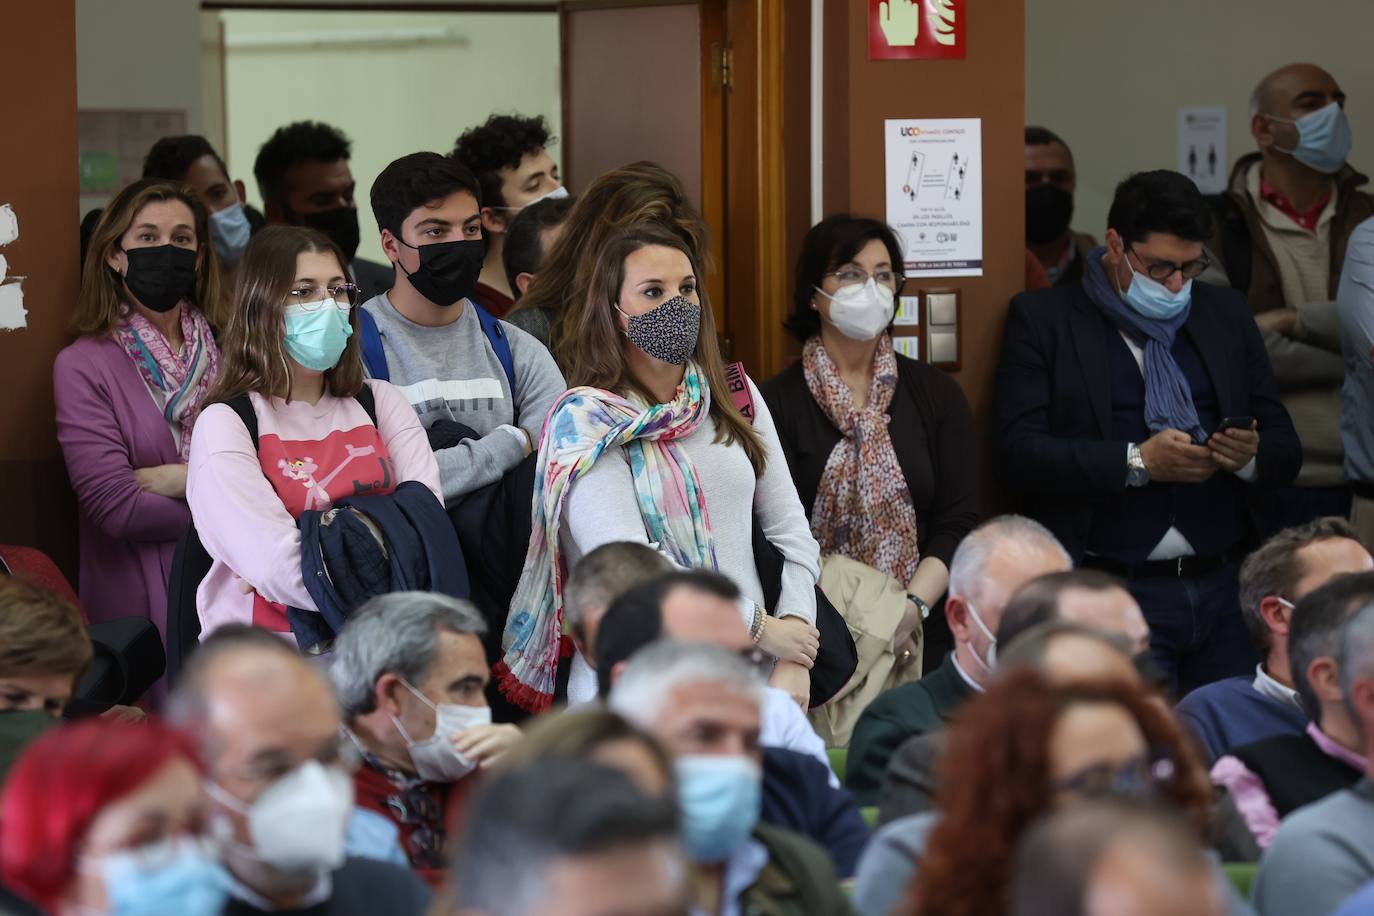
[750,606,766,644]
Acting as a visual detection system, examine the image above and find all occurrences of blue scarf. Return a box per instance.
[1082,247,1206,443]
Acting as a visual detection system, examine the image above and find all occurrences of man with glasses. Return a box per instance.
[594,570,871,878]
[327,592,520,887]
[1206,64,1374,529]
[996,169,1301,697]
[1178,518,1372,763]
[168,625,431,915]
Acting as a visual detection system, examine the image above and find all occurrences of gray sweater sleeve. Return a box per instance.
[1253,800,1374,916]
[434,426,526,505]
[748,378,821,623]
[506,321,568,437]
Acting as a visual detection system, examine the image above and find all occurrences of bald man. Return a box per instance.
[168,626,430,916]
[1207,63,1374,528]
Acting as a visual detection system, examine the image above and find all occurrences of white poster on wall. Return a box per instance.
[1178,107,1228,194]
[885,117,983,278]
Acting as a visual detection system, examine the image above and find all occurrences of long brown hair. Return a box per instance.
[73,179,226,334]
[206,225,364,404]
[560,224,765,475]
[512,161,710,360]
[904,669,1212,916]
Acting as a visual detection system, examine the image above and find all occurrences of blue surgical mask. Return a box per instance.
[1121,254,1192,321]
[1272,101,1352,175]
[283,298,353,371]
[83,838,229,916]
[209,202,252,266]
[675,755,761,863]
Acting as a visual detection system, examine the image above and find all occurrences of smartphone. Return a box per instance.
[1218,416,1256,433]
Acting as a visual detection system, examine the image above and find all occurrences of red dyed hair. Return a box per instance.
[0,718,202,909]
[901,669,1212,916]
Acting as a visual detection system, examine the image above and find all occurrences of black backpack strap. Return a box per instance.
[355,382,379,427]
[223,394,260,451]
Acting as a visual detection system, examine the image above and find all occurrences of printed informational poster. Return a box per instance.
[78,109,188,195]
[885,118,983,277]
[1178,107,1227,194]
[894,295,921,326]
[892,336,921,360]
[869,0,965,61]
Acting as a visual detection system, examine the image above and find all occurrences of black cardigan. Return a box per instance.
[759,352,978,569]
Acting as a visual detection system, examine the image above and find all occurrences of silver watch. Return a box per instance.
[1126,442,1150,487]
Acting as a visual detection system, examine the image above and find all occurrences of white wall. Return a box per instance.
[218,9,561,265]
[1026,0,1374,239]
[76,0,203,214]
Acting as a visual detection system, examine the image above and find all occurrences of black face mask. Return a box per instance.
[298,206,361,263]
[1025,184,1075,244]
[398,238,486,306]
[119,244,198,313]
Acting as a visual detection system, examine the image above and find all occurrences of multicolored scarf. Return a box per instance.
[803,334,921,585]
[115,302,220,462]
[495,362,716,712]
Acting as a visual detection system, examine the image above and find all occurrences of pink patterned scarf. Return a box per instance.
[803,334,920,584]
[115,303,220,462]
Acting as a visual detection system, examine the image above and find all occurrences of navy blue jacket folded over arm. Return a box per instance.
[761,747,871,879]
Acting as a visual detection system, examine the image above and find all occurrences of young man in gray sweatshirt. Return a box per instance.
[360,152,566,505]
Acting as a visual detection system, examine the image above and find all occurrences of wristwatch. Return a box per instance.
[907,593,931,620]
[1126,442,1150,488]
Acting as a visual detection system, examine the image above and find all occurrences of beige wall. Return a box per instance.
[218,9,561,266]
[1027,0,1374,240]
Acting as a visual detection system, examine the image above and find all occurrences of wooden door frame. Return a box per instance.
[722,0,791,377]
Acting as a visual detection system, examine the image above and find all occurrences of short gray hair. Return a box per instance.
[608,640,763,728]
[564,542,674,635]
[329,592,486,718]
[1340,602,1374,720]
[948,515,1071,605]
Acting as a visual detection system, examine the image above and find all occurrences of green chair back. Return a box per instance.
[827,747,847,783]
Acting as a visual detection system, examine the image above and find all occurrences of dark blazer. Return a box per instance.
[878,731,946,825]
[994,280,1301,559]
[760,353,978,569]
[845,656,975,806]
[762,747,871,879]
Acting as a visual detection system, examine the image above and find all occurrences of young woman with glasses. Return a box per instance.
[186,225,440,639]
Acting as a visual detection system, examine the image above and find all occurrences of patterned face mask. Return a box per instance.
[616,295,701,365]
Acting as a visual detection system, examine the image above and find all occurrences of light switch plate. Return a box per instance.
[927,292,958,326]
[928,331,958,364]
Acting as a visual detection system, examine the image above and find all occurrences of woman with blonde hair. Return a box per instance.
[497,223,821,713]
[186,225,440,638]
[507,160,709,359]
[54,178,225,646]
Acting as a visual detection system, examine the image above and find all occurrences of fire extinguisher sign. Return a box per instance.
[869,0,966,61]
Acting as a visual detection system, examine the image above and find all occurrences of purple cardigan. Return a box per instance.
[53,335,191,637]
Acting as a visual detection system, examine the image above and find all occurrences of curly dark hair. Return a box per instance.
[902,669,1213,916]
[451,113,556,209]
[253,120,352,210]
[142,134,229,184]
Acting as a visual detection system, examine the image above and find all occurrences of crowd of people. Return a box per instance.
[3,58,1374,915]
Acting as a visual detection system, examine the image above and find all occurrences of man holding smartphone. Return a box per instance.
[995,170,1302,695]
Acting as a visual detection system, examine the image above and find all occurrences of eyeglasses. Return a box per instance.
[1127,247,1212,282]
[739,646,769,672]
[1053,751,1176,798]
[285,283,360,308]
[823,268,904,289]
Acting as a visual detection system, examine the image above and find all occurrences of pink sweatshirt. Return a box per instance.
[187,380,442,637]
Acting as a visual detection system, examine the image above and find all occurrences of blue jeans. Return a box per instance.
[1126,560,1256,698]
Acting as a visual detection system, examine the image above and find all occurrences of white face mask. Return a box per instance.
[391,680,491,783]
[963,599,998,674]
[205,760,354,874]
[815,278,896,340]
